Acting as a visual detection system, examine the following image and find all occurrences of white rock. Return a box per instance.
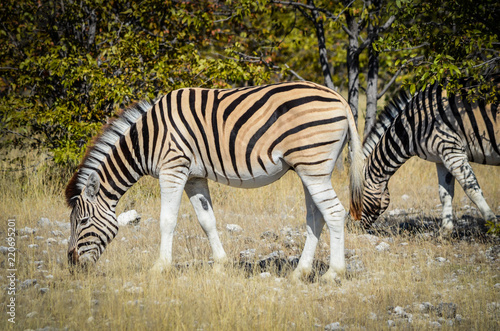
[259,272,271,278]
[46,238,57,245]
[240,249,256,259]
[435,257,447,263]
[20,227,36,235]
[117,210,141,227]
[226,224,243,233]
[401,194,410,201]
[394,306,406,316]
[375,242,390,252]
[0,246,9,254]
[38,217,51,227]
[324,322,343,330]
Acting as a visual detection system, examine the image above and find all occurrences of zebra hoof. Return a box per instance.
[150,259,172,274]
[320,269,342,286]
[290,267,310,284]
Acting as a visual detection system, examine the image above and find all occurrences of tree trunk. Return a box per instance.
[344,7,360,126]
[308,0,336,91]
[364,43,379,139]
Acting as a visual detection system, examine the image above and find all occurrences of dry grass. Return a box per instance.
[0,148,499,330]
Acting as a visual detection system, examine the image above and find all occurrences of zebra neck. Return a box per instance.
[366,133,412,185]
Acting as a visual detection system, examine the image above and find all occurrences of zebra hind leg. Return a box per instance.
[291,184,326,282]
[295,175,346,284]
[442,154,497,225]
[185,178,228,270]
[436,163,456,234]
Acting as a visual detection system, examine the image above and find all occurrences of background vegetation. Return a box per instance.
[1,0,498,165]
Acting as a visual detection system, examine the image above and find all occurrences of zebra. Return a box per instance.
[65,81,364,282]
[354,76,499,232]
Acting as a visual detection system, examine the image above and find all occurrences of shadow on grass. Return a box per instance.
[364,212,496,243]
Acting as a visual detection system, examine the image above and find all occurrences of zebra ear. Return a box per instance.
[84,171,100,201]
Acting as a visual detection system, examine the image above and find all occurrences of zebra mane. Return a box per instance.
[65,100,153,207]
[362,91,413,157]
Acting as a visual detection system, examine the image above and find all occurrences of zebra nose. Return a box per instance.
[68,248,79,266]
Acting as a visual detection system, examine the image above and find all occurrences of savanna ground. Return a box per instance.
[1,147,499,330]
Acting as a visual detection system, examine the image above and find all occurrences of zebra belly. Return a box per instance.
[204,158,292,188]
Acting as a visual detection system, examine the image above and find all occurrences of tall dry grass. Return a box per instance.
[0,144,499,330]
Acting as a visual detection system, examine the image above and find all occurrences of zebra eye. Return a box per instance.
[80,216,90,225]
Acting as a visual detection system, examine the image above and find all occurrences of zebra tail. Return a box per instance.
[346,107,365,221]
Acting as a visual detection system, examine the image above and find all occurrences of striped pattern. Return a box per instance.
[357,76,500,231]
[65,81,364,281]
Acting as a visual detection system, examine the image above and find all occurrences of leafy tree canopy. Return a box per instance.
[0,0,270,165]
[375,0,499,98]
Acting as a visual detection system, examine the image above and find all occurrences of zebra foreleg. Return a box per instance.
[151,170,188,273]
[185,178,228,268]
[436,163,456,233]
[442,154,497,224]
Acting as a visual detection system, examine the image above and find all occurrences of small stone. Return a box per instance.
[261,231,278,240]
[324,322,343,330]
[240,249,256,260]
[28,244,39,249]
[418,302,434,313]
[46,238,57,245]
[38,217,51,227]
[394,306,406,316]
[387,320,395,327]
[495,283,500,289]
[87,316,94,323]
[259,272,271,278]
[437,302,457,318]
[435,257,447,263]
[21,279,37,289]
[226,224,243,233]
[401,194,410,201]
[60,239,69,245]
[39,287,49,294]
[375,242,390,252]
[117,210,141,227]
[429,321,441,328]
[54,221,71,230]
[0,246,9,254]
[26,311,38,318]
[20,226,36,235]
[35,236,44,240]
[51,230,64,237]
[368,312,377,320]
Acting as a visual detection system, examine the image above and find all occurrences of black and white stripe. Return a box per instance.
[66,81,364,281]
[357,75,499,231]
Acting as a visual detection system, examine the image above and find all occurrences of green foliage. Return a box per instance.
[0,0,270,165]
[486,220,500,236]
[375,0,499,100]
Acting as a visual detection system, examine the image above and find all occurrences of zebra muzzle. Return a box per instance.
[68,247,79,266]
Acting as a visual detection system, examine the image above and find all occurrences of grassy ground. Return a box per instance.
[0,149,499,330]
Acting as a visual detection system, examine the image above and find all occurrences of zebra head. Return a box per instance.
[361,179,391,228]
[67,171,118,270]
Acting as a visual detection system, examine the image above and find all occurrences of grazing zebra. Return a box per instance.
[355,76,499,232]
[65,81,364,282]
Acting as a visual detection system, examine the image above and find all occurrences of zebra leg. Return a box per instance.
[184,178,228,265]
[294,176,346,283]
[436,163,455,232]
[291,184,326,281]
[441,154,497,223]
[151,169,188,273]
